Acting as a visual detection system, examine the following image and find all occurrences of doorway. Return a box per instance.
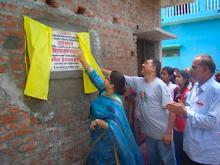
[137,39,159,76]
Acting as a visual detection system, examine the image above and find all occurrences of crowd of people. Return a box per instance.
[77,50,220,165]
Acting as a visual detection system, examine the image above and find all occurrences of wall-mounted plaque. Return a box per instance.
[51,29,82,72]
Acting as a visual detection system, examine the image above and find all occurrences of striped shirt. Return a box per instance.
[184,76,220,164]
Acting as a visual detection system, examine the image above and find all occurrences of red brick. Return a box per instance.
[0,13,18,20]
[29,158,43,165]
[11,55,24,64]
[11,63,24,71]
[43,138,49,145]
[64,129,71,138]
[0,126,5,132]
[8,106,20,114]
[3,30,24,38]
[64,0,73,3]
[0,132,14,142]
[15,128,33,136]
[0,21,17,28]
[39,150,49,161]
[5,49,23,55]
[0,65,6,73]
[22,7,31,14]
[0,114,16,124]
[30,117,39,125]
[0,3,7,8]
[37,134,49,145]
[20,112,29,119]
[23,7,41,15]
[6,123,17,130]
[7,4,17,12]
[17,121,29,129]
[0,3,17,12]
[0,56,9,62]
[58,113,73,125]
[18,142,36,152]
[11,138,21,149]
[64,148,74,160]
[23,137,34,143]
[0,143,7,151]
[86,10,94,17]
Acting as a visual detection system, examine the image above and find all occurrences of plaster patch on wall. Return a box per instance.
[3,36,22,49]
[33,111,55,123]
[0,73,54,124]
[90,30,102,67]
[0,73,29,112]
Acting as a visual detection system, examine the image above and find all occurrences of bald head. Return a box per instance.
[191,54,216,84]
[194,55,216,73]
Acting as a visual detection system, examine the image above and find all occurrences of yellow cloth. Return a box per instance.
[24,16,52,100]
[77,33,104,94]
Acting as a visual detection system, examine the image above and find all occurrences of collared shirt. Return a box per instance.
[184,76,220,164]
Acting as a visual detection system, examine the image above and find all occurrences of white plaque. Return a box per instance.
[51,29,82,72]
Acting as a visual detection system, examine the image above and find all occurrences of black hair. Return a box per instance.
[162,66,173,77]
[110,71,126,95]
[178,70,190,90]
[151,58,161,78]
[198,55,216,73]
[215,71,220,82]
[162,66,175,83]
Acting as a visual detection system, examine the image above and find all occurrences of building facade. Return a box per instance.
[0,0,169,164]
[161,0,220,70]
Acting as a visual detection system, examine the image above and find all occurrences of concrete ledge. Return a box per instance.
[134,27,176,41]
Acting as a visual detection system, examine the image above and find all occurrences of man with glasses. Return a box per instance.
[124,58,176,165]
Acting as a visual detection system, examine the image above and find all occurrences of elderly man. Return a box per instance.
[165,55,220,165]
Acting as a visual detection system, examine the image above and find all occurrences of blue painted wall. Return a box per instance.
[162,18,220,71]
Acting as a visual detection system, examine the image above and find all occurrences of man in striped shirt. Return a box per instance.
[166,55,220,165]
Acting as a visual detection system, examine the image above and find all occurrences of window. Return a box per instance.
[162,44,181,57]
[162,49,180,57]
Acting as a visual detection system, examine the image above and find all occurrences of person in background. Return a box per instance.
[184,67,191,73]
[77,50,144,165]
[161,66,177,98]
[173,70,191,165]
[123,87,148,164]
[165,55,220,165]
[215,70,220,83]
[123,58,176,165]
[184,67,196,88]
[172,68,179,84]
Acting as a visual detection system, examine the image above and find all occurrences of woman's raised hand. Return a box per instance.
[75,49,84,63]
[75,49,91,70]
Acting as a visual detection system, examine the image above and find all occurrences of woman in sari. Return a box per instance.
[77,50,144,165]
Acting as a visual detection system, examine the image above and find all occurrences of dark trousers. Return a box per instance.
[173,129,184,165]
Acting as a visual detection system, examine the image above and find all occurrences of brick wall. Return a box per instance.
[0,0,160,164]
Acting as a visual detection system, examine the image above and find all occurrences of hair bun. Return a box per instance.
[110,71,126,95]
